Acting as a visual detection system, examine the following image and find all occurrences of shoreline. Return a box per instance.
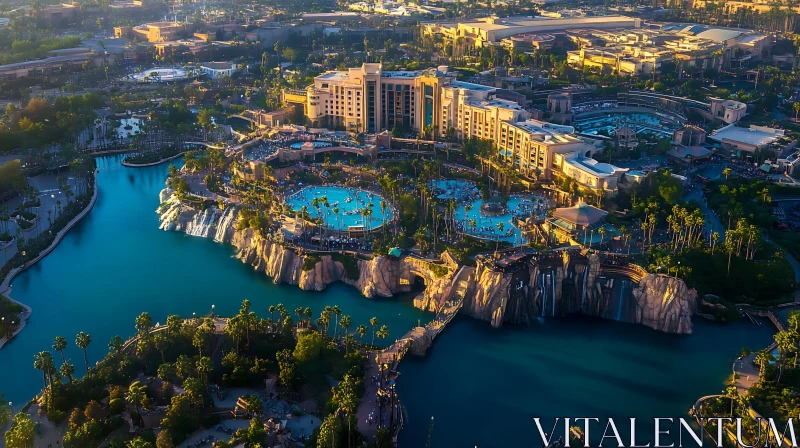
[0,175,99,350]
[120,151,186,168]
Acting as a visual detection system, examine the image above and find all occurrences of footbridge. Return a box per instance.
[599,263,648,283]
[376,265,473,369]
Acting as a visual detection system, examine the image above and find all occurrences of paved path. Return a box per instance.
[0,177,98,350]
[733,351,762,394]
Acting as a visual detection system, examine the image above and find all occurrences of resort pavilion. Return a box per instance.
[543,203,619,247]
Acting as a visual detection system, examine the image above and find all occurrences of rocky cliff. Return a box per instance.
[157,189,455,305]
[156,189,696,333]
[460,251,697,334]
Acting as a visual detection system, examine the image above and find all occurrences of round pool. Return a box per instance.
[126,67,191,83]
[286,186,392,231]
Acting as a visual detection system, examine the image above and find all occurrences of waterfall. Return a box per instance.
[616,280,630,321]
[185,208,221,238]
[581,265,589,308]
[540,273,546,318]
[214,207,237,243]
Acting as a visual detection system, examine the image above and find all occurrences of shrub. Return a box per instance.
[302,255,321,271]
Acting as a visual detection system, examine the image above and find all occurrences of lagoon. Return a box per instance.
[0,155,776,448]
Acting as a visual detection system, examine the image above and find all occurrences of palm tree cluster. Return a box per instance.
[723,218,763,275]
[666,204,706,253]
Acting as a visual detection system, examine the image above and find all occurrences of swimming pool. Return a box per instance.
[289,141,334,150]
[453,195,552,244]
[286,186,393,231]
[574,112,681,137]
[429,179,480,201]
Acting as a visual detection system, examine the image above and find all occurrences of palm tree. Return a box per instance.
[108,335,124,354]
[126,381,148,424]
[33,351,55,393]
[339,314,351,341]
[356,325,367,345]
[794,101,800,122]
[722,167,732,180]
[196,356,213,393]
[53,336,67,364]
[76,332,92,374]
[332,305,342,339]
[755,350,774,380]
[243,395,262,419]
[154,332,169,363]
[710,231,720,254]
[598,227,606,248]
[370,317,378,346]
[725,385,739,416]
[60,360,75,384]
[303,307,312,328]
[495,222,504,255]
[376,325,389,345]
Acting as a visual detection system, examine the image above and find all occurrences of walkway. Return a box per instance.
[356,266,472,442]
[0,177,99,349]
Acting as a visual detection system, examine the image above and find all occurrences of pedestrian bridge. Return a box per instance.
[376,266,472,369]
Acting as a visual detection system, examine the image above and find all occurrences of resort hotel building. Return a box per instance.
[287,63,629,194]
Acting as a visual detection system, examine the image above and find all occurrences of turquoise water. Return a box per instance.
[574,112,679,137]
[290,141,332,149]
[0,155,424,406]
[454,196,550,244]
[0,156,778,448]
[429,179,480,201]
[286,186,392,231]
[397,315,775,447]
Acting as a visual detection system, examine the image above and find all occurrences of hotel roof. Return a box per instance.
[566,156,626,176]
[450,80,495,92]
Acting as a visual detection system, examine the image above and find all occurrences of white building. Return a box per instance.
[709,124,785,153]
[201,62,239,79]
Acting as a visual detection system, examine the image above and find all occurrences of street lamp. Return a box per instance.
[211,304,215,315]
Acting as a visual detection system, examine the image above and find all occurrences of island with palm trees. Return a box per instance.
[4,300,399,448]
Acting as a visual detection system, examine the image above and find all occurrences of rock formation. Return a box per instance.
[156,189,697,334]
[460,250,697,334]
[157,189,455,306]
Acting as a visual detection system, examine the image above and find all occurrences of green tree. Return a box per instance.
[126,381,149,423]
[127,436,155,448]
[293,329,322,362]
[53,335,68,364]
[332,373,360,447]
[370,317,378,346]
[76,331,92,374]
[5,412,36,448]
[156,430,174,448]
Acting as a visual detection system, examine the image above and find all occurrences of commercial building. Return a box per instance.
[421,15,641,47]
[709,124,786,153]
[565,24,768,75]
[294,63,628,192]
[116,22,188,42]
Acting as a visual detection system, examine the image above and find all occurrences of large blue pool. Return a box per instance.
[290,141,333,149]
[286,186,393,231]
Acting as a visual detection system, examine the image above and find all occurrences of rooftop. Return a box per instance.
[450,80,495,92]
[567,156,626,176]
[709,124,785,147]
[382,70,421,78]
[201,61,234,70]
[552,203,608,227]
